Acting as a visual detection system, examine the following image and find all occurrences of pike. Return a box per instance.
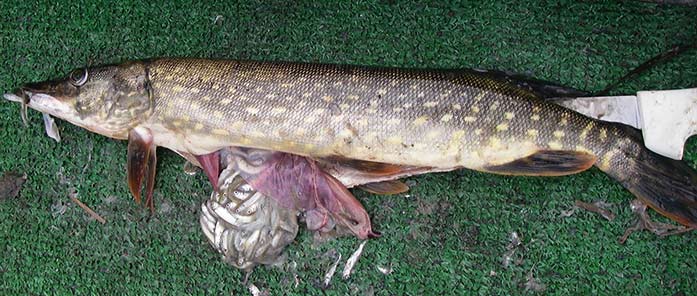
[5,58,697,237]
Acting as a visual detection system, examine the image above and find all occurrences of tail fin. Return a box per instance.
[598,126,697,228]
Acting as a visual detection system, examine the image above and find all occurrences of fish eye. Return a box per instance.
[69,68,89,87]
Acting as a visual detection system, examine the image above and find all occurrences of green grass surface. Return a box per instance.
[1,1,697,294]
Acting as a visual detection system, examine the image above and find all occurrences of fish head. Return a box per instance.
[5,61,153,139]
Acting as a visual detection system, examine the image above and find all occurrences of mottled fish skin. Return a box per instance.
[144,59,615,171]
[12,58,697,229]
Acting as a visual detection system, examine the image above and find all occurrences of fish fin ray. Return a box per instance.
[359,180,410,195]
[483,150,596,176]
[127,127,155,205]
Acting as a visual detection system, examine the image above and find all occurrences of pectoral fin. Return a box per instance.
[483,150,596,176]
[127,127,157,210]
[359,180,410,195]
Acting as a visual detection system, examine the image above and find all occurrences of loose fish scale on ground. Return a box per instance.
[146,59,612,170]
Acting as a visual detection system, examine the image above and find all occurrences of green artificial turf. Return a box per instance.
[1,1,697,294]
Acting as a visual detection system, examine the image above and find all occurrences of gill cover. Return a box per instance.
[74,62,154,134]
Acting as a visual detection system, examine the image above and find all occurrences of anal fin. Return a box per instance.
[484,150,596,176]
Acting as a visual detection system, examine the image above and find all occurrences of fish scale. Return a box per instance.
[147,58,601,170]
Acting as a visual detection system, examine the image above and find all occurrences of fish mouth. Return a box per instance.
[4,90,68,116]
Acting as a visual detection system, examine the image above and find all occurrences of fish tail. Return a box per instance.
[596,125,697,228]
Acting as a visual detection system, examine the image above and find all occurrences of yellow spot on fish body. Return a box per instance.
[413,116,429,126]
[280,83,293,88]
[212,129,230,136]
[340,103,350,110]
[575,145,592,154]
[560,117,568,126]
[424,101,438,108]
[473,91,486,101]
[182,115,191,121]
[580,121,595,140]
[548,141,563,150]
[526,129,539,137]
[393,107,404,112]
[172,85,184,93]
[404,103,413,108]
[496,123,509,131]
[490,101,500,111]
[194,123,204,130]
[452,103,462,110]
[304,143,315,150]
[387,118,401,125]
[553,130,565,138]
[450,130,466,148]
[220,98,232,105]
[304,116,318,123]
[322,95,333,102]
[464,116,477,123]
[504,112,515,120]
[347,95,359,100]
[489,137,501,149]
[474,129,483,135]
[213,111,224,119]
[599,150,617,170]
[190,88,200,94]
[201,96,212,101]
[386,136,403,145]
[440,114,453,122]
[355,119,368,126]
[270,107,287,114]
[377,88,387,96]
[303,92,312,98]
[173,121,183,127]
[295,128,306,136]
[246,107,259,115]
[532,106,541,113]
[600,128,608,140]
[471,105,480,113]
[531,114,540,121]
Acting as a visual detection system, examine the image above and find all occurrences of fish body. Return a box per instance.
[144,59,594,169]
[7,58,697,229]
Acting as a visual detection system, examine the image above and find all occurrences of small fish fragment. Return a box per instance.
[502,232,522,268]
[524,268,547,292]
[377,265,393,275]
[575,200,615,221]
[342,240,367,280]
[323,252,342,288]
[618,199,694,244]
[42,113,61,142]
[0,171,27,201]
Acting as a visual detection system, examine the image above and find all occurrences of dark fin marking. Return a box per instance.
[127,127,155,205]
[359,180,410,195]
[323,157,414,176]
[195,151,220,190]
[145,145,157,213]
[469,68,590,99]
[484,150,596,176]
